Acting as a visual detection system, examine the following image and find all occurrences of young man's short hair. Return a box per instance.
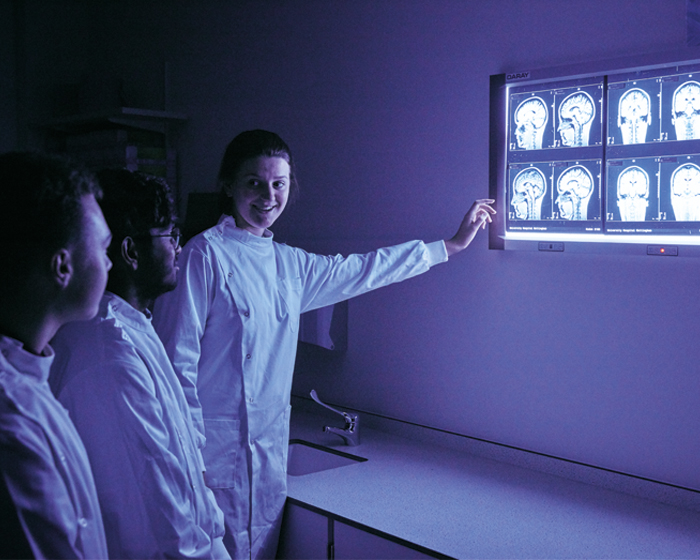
[0,152,101,287]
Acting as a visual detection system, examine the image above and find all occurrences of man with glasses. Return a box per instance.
[50,169,229,559]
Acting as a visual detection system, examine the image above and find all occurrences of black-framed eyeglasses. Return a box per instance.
[136,228,181,247]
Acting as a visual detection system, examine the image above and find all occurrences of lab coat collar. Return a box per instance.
[0,334,54,383]
[102,291,153,333]
[216,214,275,246]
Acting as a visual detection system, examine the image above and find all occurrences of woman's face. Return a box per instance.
[227,156,291,236]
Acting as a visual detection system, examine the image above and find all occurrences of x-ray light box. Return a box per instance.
[489,49,700,256]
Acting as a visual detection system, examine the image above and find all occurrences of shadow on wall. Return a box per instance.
[182,192,220,242]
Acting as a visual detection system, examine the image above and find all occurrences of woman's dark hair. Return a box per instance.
[95,168,176,263]
[0,151,101,284]
[217,129,299,215]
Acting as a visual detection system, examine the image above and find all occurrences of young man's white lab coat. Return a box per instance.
[0,335,108,559]
[50,292,228,559]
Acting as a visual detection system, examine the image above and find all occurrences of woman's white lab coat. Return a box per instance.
[153,215,447,559]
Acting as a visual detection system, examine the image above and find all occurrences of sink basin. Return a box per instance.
[287,439,367,476]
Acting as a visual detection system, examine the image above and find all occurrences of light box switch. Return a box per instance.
[538,242,564,252]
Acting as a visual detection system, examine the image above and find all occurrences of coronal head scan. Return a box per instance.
[558,91,596,147]
[555,165,594,220]
[618,88,651,144]
[514,97,548,150]
[672,81,700,140]
[511,167,547,220]
[670,163,700,221]
[616,166,649,221]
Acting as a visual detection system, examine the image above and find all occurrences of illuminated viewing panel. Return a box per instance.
[490,54,700,253]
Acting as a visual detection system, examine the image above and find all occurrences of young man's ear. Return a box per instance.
[51,248,73,289]
[120,237,139,271]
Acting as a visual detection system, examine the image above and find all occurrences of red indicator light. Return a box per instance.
[647,245,678,256]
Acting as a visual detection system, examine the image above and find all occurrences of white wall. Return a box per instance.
[8,0,698,490]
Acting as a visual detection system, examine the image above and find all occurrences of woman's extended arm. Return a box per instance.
[444,198,496,257]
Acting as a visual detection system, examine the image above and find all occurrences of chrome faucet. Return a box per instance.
[310,390,360,446]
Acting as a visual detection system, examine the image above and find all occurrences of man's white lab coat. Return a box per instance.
[50,292,228,559]
[0,335,108,559]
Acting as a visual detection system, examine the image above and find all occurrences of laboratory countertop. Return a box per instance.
[287,404,700,559]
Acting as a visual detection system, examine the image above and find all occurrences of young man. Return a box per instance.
[49,169,229,559]
[0,151,111,559]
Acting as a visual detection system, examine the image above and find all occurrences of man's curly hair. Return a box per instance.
[95,168,177,262]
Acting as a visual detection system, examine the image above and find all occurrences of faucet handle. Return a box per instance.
[311,390,360,446]
[310,389,353,422]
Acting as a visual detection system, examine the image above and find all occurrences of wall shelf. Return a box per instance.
[42,107,187,135]
[41,107,187,206]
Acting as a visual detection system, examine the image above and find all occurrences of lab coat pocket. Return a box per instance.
[277,276,302,332]
[202,418,240,489]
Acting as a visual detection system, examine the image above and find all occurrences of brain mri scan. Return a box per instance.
[618,88,651,144]
[672,81,700,140]
[671,163,700,220]
[558,91,596,147]
[556,165,594,220]
[514,97,549,150]
[616,166,649,221]
[511,167,547,220]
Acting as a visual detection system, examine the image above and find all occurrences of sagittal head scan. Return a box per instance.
[514,97,548,150]
[671,162,700,221]
[616,166,649,221]
[556,165,593,220]
[672,81,700,140]
[558,91,596,147]
[618,88,651,144]
[512,167,547,220]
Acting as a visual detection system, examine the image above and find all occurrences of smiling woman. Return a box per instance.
[225,156,291,236]
[217,129,300,230]
[152,129,494,559]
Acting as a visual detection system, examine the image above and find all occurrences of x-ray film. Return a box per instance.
[509,163,552,220]
[605,154,700,233]
[660,74,700,142]
[553,86,603,148]
[606,158,659,223]
[508,79,603,151]
[552,161,601,221]
[509,91,555,151]
[507,159,602,234]
[607,78,660,145]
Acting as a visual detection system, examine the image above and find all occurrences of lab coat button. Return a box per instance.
[78,517,88,528]
[246,353,251,359]
[244,311,250,317]
[248,397,254,403]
